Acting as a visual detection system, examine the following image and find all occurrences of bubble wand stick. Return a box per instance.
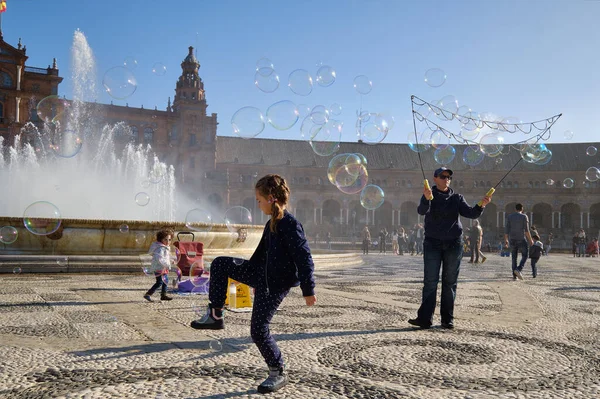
[411,95,433,200]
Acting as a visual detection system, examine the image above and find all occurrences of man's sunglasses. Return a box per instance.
[437,175,452,180]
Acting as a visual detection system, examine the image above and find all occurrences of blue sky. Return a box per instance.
[3,0,600,144]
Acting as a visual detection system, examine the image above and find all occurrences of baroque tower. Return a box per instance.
[169,46,218,190]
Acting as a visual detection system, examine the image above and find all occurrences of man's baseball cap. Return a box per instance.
[434,167,453,177]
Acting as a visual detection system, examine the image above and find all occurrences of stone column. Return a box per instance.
[580,212,584,229]
[551,212,555,228]
[558,212,561,228]
[16,65,22,91]
[15,97,21,123]
[314,208,318,224]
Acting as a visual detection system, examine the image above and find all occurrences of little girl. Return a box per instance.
[191,174,316,394]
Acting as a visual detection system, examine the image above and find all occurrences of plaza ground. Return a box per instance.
[0,252,598,398]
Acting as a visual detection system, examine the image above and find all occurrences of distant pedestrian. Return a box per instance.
[362,226,371,255]
[529,234,543,278]
[504,203,533,280]
[144,228,174,302]
[468,220,486,264]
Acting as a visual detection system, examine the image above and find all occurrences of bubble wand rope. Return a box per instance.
[411,95,562,205]
[410,95,433,200]
[477,113,562,205]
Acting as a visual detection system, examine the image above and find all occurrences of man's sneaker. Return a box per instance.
[257,366,288,394]
[160,295,173,301]
[441,321,454,329]
[190,304,224,330]
[408,318,431,329]
[514,269,523,280]
[481,256,487,263]
[143,294,153,302]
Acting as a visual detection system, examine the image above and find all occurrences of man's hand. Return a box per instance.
[480,195,492,207]
[304,295,317,306]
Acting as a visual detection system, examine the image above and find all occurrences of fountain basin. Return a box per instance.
[0,217,263,255]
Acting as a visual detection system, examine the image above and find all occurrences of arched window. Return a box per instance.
[299,177,304,184]
[486,181,491,187]
[479,180,485,187]
[318,177,323,185]
[507,181,513,188]
[407,180,412,188]
[514,181,519,189]
[535,181,540,188]
[0,102,4,123]
[143,127,154,145]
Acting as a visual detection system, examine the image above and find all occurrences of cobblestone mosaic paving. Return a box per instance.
[0,253,599,398]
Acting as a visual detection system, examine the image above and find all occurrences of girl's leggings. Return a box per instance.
[208,256,289,368]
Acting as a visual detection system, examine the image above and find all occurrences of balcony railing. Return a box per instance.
[24,66,51,75]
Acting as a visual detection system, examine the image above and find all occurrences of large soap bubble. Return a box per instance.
[231,106,265,139]
[360,185,385,210]
[266,100,299,130]
[23,201,62,236]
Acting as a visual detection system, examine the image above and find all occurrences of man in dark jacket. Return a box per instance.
[409,167,491,330]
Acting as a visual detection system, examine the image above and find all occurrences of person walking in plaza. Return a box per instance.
[362,226,371,255]
[391,229,399,255]
[468,220,487,264]
[415,223,424,255]
[529,234,543,278]
[144,228,174,302]
[577,228,587,257]
[504,203,533,280]
[190,174,316,394]
[408,167,491,330]
[326,231,332,250]
[545,232,554,256]
[378,228,388,253]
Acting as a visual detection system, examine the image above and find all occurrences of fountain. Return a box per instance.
[0,31,262,271]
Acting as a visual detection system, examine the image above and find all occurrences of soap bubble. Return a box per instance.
[254,69,280,93]
[434,145,456,164]
[288,69,313,96]
[585,167,600,182]
[56,256,68,266]
[185,208,213,232]
[0,226,18,244]
[310,105,330,125]
[13,267,22,274]
[224,206,253,234]
[563,130,574,140]
[135,192,150,206]
[266,100,299,130]
[23,201,62,236]
[563,178,574,188]
[151,62,167,76]
[329,103,342,116]
[209,340,223,352]
[586,146,597,156]
[36,95,70,124]
[231,106,265,139]
[49,129,83,158]
[353,75,372,95]
[123,56,138,70]
[546,179,555,186]
[316,65,336,87]
[103,66,137,99]
[256,57,274,76]
[463,146,485,166]
[119,224,129,233]
[360,185,385,210]
[309,120,342,156]
[424,68,446,87]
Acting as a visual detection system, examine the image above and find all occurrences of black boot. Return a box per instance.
[257,366,288,394]
[143,292,153,302]
[161,294,173,301]
[190,304,224,330]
